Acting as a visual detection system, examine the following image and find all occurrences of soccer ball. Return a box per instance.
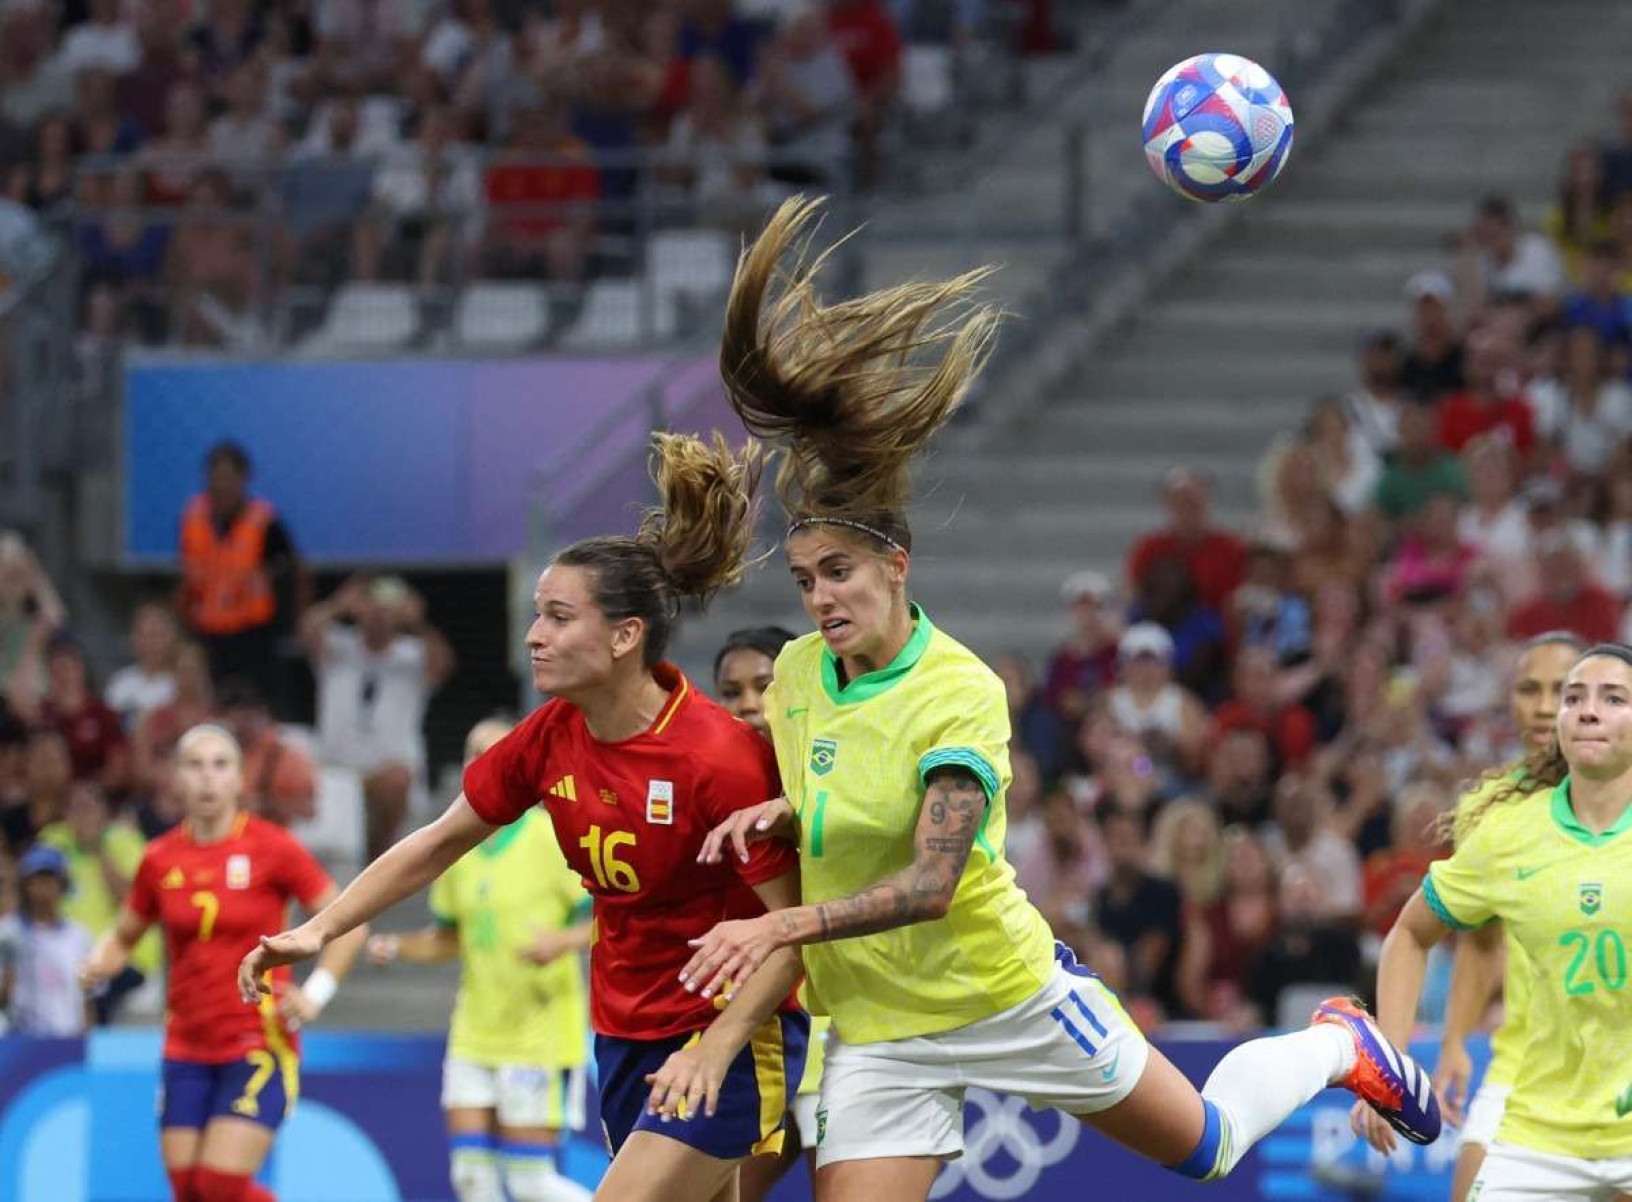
[1141,52,1294,202]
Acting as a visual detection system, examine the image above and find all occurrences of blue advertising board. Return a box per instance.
[0,1031,1483,1201]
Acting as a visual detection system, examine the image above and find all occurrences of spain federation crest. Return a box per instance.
[810,738,837,777]
[1581,882,1604,916]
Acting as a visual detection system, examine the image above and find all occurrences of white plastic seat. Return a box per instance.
[557,278,677,349]
[904,45,955,115]
[648,229,736,303]
[297,283,420,356]
[454,282,551,351]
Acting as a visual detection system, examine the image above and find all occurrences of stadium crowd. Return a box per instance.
[3,21,1632,1054]
[0,0,1064,351]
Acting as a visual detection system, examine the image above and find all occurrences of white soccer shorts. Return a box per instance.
[1461,1082,1511,1149]
[812,962,1148,1168]
[791,1092,821,1148]
[441,1059,588,1131]
[1471,1142,1632,1200]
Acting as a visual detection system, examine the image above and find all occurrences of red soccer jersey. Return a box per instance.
[463,664,798,1040]
[129,812,331,1063]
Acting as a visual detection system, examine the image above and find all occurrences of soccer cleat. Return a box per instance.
[1311,997,1442,1146]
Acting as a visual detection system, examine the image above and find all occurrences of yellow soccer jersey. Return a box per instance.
[429,808,589,1069]
[767,606,1056,1046]
[1425,777,1632,1158]
[1451,775,1541,1091]
[799,1015,830,1096]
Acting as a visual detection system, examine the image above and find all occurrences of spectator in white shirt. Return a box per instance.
[206,59,281,169]
[1462,193,1565,312]
[104,601,179,733]
[1458,437,1530,563]
[353,104,478,288]
[1527,325,1632,479]
[301,575,454,861]
[0,845,92,1035]
[57,0,141,76]
[1341,330,1407,456]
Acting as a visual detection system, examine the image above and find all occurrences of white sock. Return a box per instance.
[449,1145,504,1202]
[503,1152,593,1202]
[1198,1025,1354,1176]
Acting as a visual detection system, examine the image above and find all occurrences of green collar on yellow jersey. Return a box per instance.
[821,603,933,705]
[477,811,529,858]
[1551,775,1632,847]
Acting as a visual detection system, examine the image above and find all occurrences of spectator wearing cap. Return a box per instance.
[1041,569,1121,723]
[37,781,158,1022]
[0,844,93,1036]
[302,574,454,861]
[1434,332,1535,454]
[1373,402,1468,523]
[1505,533,1622,644]
[1261,772,1362,926]
[1461,194,1566,311]
[1342,331,1410,457]
[217,677,317,826]
[37,635,129,793]
[104,601,180,734]
[1528,325,1632,479]
[1213,645,1319,772]
[1126,467,1247,611]
[175,441,309,706]
[1401,270,1465,401]
[1100,622,1209,781]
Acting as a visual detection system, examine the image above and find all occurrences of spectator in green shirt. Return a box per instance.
[1373,402,1468,521]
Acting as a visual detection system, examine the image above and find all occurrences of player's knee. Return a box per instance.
[502,1145,591,1202]
[166,1166,198,1202]
[1168,1098,1233,1182]
[449,1142,504,1202]
[190,1168,254,1202]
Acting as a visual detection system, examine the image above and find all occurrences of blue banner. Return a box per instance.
[0,1031,1484,1201]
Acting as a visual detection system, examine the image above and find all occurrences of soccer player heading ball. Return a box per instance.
[681,196,1439,1201]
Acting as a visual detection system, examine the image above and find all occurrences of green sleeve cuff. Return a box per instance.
[569,898,593,924]
[429,907,457,930]
[918,748,1000,800]
[1421,873,1476,931]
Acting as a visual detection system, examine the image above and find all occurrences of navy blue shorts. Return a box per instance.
[597,1010,809,1160]
[159,1052,299,1133]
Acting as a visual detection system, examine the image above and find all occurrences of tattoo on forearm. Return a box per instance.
[810,768,987,943]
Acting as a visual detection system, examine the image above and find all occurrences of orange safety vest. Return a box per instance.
[179,494,277,635]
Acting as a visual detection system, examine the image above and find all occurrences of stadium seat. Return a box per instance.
[903,45,956,115]
[287,762,368,878]
[648,229,737,303]
[453,282,551,352]
[556,278,678,350]
[296,283,422,357]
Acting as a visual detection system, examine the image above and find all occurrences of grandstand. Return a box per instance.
[2,0,1632,1197]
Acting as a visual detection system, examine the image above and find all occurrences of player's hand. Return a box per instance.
[697,797,795,866]
[1433,1039,1473,1129]
[519,929,573,966]
[680,914,780,1000]
[366,934,400,967]
[1349,1098,1398,1155]
[278,986,321,1032]
[644,1039,733,1122]
[238,924,323,1003]
[78,947,122,992]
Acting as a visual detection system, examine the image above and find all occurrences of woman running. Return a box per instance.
[1359,643,1632,1199]
[240,434,810,1202]
[680,196,1439,1202]
[367,716,593,1202]
[81,723,367,1202]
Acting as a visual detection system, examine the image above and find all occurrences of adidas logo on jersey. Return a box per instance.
[547,776,578,802]
[161,867,186,890]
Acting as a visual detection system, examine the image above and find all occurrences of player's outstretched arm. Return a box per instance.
[648,869,805,1121]
[680,766,984,997]
[80,906,150,992]
[280,881,372,1031]
[1352,888,1451,1155]
[238,794,495,1002]
[1435,918,1503,1129]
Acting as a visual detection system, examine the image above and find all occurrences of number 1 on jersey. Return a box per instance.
[580,825,641,893]
[191,890,219,941]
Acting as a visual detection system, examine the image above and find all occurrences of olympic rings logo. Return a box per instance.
[929,1088,1081,1201]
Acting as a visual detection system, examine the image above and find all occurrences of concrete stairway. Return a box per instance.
[671,0,1630,679]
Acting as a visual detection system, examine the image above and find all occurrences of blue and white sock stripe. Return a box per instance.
[450,1132,499,1157]
[500,1143,558,1164]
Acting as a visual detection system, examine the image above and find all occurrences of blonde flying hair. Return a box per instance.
[718,196,1003,551]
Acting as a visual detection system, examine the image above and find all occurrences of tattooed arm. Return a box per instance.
[678,768,988,996]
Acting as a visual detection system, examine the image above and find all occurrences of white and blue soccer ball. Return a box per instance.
[1141,52,1294,202]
